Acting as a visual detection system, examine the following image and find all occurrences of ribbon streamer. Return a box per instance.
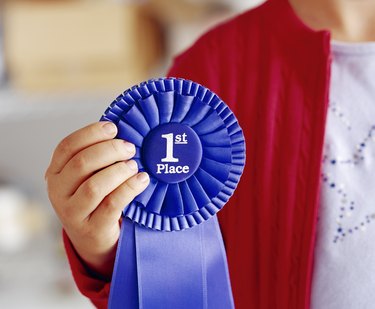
[101,78,245,308]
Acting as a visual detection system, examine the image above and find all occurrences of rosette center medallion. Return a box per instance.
[142,123,202,184]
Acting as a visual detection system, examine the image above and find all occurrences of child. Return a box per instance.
[45,0,375,308]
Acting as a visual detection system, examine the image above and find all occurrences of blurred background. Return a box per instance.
[0,0,263,307]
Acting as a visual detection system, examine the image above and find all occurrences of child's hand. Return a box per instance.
[45,122,150,278]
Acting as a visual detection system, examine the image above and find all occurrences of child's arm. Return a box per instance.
[45,122,150,279]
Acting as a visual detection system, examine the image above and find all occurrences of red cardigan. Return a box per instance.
[63,0,332,308]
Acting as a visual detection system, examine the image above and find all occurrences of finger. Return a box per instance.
[89,172,150,227]
[68,160,139,222]
[47,122,117,176]
[60,139,135,196]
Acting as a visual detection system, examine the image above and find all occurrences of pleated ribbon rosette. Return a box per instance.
[100,78,245,309]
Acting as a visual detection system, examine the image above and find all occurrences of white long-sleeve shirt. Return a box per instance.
[312,41,375,309]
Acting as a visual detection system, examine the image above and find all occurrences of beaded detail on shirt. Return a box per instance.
[321,103,375,243]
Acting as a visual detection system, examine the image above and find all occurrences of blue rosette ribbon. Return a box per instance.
[101,78,245,308]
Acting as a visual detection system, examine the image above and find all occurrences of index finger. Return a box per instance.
[46,122,118,175]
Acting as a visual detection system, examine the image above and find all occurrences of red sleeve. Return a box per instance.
[63,230,111,309]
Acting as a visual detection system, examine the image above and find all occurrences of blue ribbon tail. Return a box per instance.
[109,216,234,309]
[109,219,139,308]
[203,216,234,308]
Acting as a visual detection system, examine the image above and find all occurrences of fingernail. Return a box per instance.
[123,141,135,153]
[137,172,149,183]
[127,160,138,171]
[103,122,117,135]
